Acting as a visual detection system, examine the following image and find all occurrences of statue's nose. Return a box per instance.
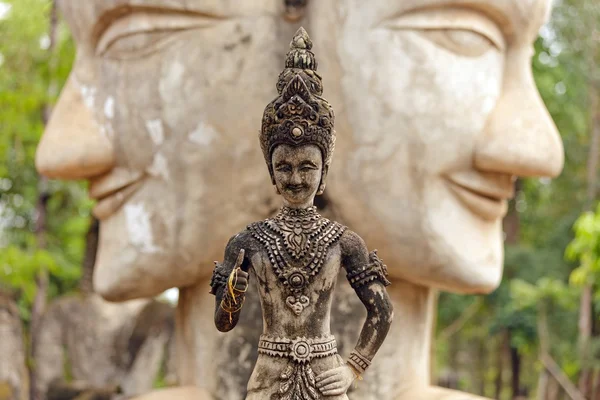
[290,170,302,185]
[36,75,115,180]
[474,47,564,178]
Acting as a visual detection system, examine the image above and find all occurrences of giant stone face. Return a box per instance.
[309,0,563,293]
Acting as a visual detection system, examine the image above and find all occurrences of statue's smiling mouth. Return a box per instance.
[445,171,514,221]
[89,169,144,220]
[285,184,306,193]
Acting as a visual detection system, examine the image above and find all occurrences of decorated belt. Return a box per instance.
[258,334,337,364]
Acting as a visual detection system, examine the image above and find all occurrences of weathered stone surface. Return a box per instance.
[36,0,565,399]
[0,293,28,400]
[33,295,174,398]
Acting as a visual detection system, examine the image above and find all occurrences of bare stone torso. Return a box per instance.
[251,238,341,338]
[244,235,348,399]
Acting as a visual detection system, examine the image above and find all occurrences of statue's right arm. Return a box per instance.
[210,233,250,332]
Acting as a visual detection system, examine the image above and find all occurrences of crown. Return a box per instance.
[260,27,335,184]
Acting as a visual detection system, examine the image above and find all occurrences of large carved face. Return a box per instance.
[36,0,285,300]
[309,0,564,293]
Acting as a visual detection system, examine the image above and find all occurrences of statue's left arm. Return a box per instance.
[316,230,394,395]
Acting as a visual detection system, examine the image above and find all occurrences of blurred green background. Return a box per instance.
[1,0,600,399]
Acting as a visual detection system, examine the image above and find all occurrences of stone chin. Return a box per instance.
[382,216,505,295]
[91,199,200,302]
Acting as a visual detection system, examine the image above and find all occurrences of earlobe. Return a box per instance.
[317,167,328,195]
[317,183,326,196]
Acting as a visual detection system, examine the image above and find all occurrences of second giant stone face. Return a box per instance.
[309,0,564,293]
[36,0,564,300]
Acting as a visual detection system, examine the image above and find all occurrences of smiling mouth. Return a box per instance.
[445,172,515,221]
[286,185,306,193]
[89,169,143,220]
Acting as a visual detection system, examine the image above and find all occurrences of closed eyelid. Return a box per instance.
[381,7,506,51]
[95,9,224,55]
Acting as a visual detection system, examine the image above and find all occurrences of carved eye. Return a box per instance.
[276,164,292,173]
[382,7,505,58]
[96,11,220,60]
[419,29,496,57]
[100,31,179,59]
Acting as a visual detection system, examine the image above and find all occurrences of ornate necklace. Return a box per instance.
[249,206,345,316]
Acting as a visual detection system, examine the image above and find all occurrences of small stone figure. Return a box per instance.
[210,28,393,399]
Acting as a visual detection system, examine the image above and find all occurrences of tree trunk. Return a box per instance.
[580,87,600,399]
[30,3,58,399]
[548,377,561,400]
[477,336,487,396]
[537,370,549,400]
[495,331,509,400]
[591,369,600,400]
[510,340,521,399]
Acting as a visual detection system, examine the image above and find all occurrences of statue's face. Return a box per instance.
[36,0,283,300]
[310,0,564,293]
[271,144,323,207]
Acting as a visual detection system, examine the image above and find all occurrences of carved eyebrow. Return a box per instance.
[91,4,227,47]
[300,160,318,168]
[382,0,519,40]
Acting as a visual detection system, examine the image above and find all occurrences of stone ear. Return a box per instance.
[317,166,328,195]
[317,183,326,196]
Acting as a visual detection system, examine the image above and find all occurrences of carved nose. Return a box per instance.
[290,171,302,185]
[36,75,115,179]
[474,48,564,178]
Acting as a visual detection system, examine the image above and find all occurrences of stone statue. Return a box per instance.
[209,28,393,399]
[35,0,564,399]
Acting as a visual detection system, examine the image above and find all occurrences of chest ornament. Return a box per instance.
[248,206,345,315]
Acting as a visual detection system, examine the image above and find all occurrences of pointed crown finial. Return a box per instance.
[285,27,317,71]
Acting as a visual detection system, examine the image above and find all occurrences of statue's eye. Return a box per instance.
[276,165,292,173]
[96,11,221,60]
[382,7,505,58]
[419,29,495,57]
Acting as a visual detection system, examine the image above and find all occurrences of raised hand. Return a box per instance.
[232,249,249,292]
[315,365,355,396]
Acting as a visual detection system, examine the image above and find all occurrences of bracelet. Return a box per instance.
[222,268,246,323]
[347,350,371,376]
[220,293,245,323]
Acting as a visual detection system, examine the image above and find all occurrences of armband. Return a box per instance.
[346,250,391,290]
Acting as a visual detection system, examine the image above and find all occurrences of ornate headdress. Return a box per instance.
[260,27,335,192]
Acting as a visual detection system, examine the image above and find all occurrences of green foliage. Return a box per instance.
[511,278,577,312]
[566,204,600,286]
[0,0,84,321]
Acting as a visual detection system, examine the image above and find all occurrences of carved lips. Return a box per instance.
[445,171,515,221]
[89,168,143,220]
